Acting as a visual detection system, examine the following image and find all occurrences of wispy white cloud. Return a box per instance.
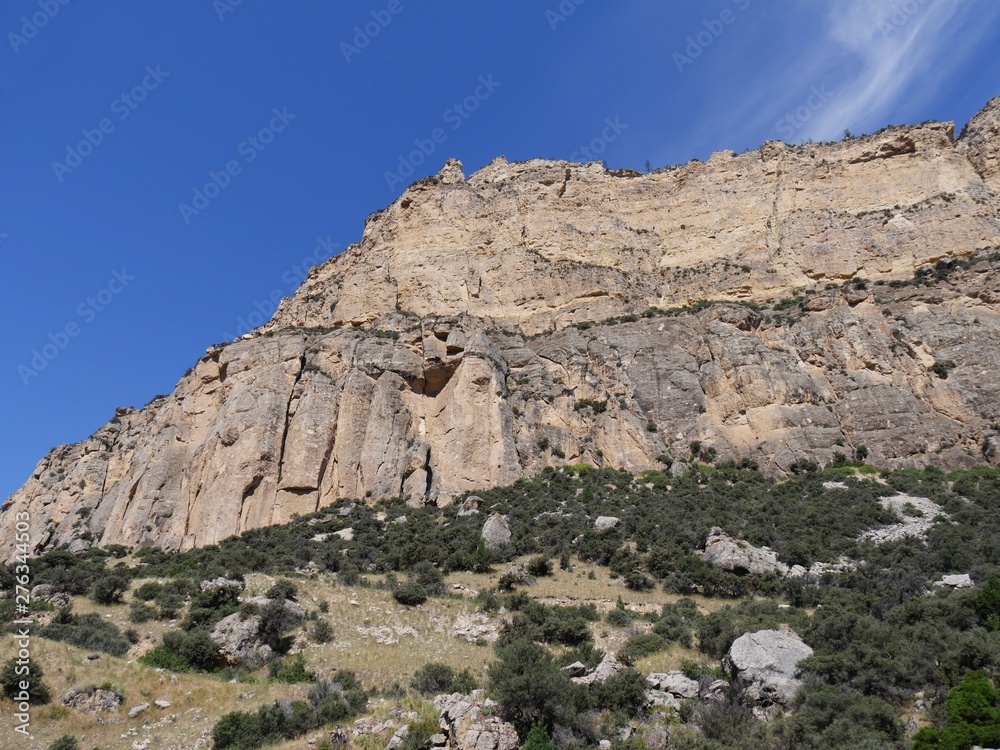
[799,0,1000,140]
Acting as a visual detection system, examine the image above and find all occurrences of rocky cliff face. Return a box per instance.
[4,98,1000,554]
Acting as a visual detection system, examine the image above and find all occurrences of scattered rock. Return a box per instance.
[127,703,149,718]
[296,560,320,576]
[726,628,813,704]
[452,613,499,643]
[562,661,588,678]
[595,516,620,532]
[393,515,408,525]
[154,699,172,708]
[458,496,482,516]
[702,527,789,577]
[481,513,511,550]
[334,527,354,542]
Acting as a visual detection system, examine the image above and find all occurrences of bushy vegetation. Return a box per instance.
[411,662,478,695]
[912,670,1000,749]
[212,670,367,749]
[39,605,134,657]
[1,656,50,704]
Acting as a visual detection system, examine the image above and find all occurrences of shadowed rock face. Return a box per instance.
[3,98,1000,554]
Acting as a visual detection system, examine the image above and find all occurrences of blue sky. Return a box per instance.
[2,0,999,501]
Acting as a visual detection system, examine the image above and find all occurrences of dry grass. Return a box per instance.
[0,557,719,748]
[0,571,497,749]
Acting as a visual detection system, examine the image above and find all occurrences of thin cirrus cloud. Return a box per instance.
[798,0,999,141]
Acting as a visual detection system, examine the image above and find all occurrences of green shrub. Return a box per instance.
[913,671,1000,750]
[788,681,904,750]
[489,639,586,740]
[618,632,669,665]
[976,575,1000,631]
[409,561,445,596]
[526,556,553,578]
[129,601,157,623]
[590,668,649,718]
[393,582,428,607]
[182,585,240,630]
[139,645,191,672]
[1,657,50,704]
[271,654,315,684]
[134,581,163,601]
[521,722,556,750]
[257,599,299,654]
[40,612,132,656]
[89,570,131,605]
[312,620,333,644]
[266,579,298,602]
[48,737,78,750]
[412,662,457,695]
[412,662,479,695]
[158,629,223,672]
[606,608,631,627]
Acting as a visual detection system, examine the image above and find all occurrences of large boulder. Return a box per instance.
[702,527,789,577]
[211,611,270,665]
[726,628,813,704]
[435,691,519,750]
[595,516,620,532]
[481,513,511,550]
[209,597,305,664]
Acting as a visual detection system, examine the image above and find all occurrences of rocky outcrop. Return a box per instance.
[63,684,124,713]
[860,494,945,544]
[726,628,813,705]
[3,99,1000,554]
[435,692,519,750]
[571,652,626,686]
[647,672,700,700]
[934,573,974,589]
[959,95,1000,191]
[702,528,789,577]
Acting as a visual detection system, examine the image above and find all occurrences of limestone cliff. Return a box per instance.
[4,97,1000,554]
